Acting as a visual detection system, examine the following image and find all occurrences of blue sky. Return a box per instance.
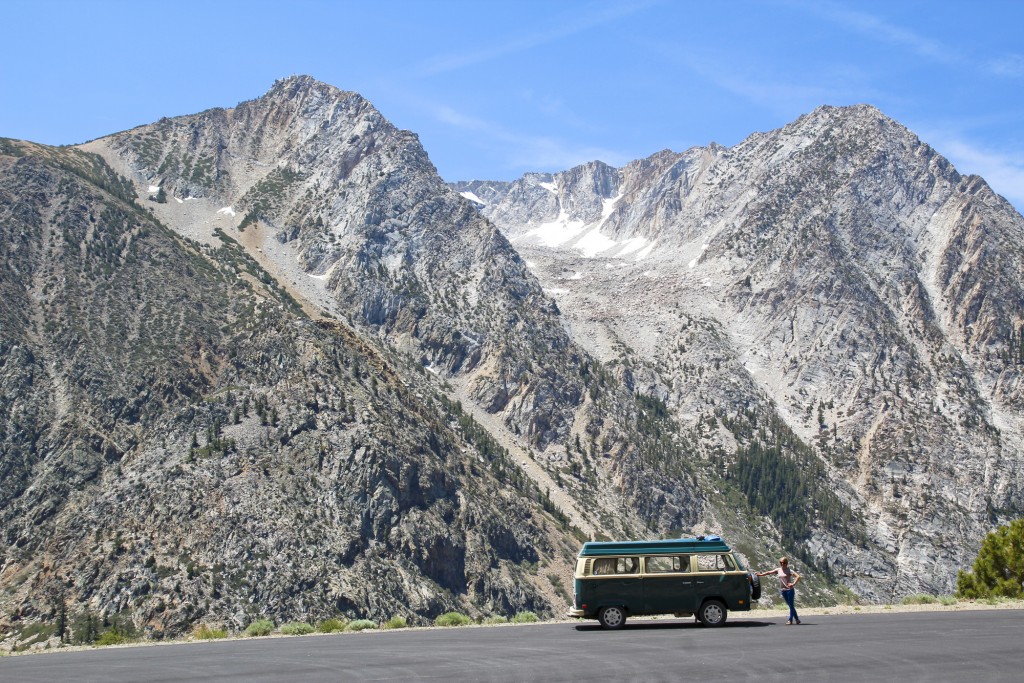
[2,0,1023,211]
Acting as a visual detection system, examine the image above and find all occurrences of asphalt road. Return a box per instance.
[2,610,1022,682]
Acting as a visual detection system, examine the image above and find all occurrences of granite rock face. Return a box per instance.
[0,139,578,641]
[93,75,586,452]
[455,104,1024,600]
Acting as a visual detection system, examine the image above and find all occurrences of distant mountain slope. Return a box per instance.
[0,138,583,640]
[454,104,1024,599]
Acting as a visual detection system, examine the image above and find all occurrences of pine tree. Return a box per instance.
[957,519,1024,599]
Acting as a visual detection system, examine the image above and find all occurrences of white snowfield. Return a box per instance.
[512,192,652,260]
[459,191,485,205]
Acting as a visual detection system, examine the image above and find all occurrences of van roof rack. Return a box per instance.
[578,537,732,557]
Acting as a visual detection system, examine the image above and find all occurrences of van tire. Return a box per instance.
[749,573,762,601]
[698,599,727,627]
[597,606,627,630]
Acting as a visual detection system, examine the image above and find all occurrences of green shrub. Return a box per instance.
[512,611,539,623]
[193,624,229,640]
[94,617,137,647]
[346,619,377,632]
[96,630,130,646]
[901,594,937,605]
[938,595,958,606]
[382,616,407,630]
[317,618,348,633]
[958,520,1024,599]
[280,622,315,635]
[483,615,509,625]
[434,612,471,627]
[243,619,274,637]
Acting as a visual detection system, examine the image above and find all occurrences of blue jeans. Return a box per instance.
[781,588,799,622]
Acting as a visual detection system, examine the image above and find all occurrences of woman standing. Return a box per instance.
[758,557,801,624]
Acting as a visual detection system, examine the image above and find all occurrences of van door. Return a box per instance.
[641,555,697,615]
[589,557,643,613]
[693,553,744,608]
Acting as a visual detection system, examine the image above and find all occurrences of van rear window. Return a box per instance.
[696,554,736,571]
[591,557,640,575]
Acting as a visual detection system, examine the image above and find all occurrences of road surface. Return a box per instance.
[2,610,1021,682]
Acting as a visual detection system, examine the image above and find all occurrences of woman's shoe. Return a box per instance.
[795,619,802,625]
[786,620,792,625]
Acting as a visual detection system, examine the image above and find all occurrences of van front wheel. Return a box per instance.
[597,606,626,630]
[698,600,727,627]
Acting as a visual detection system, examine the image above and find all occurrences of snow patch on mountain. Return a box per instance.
[459,191,485,206]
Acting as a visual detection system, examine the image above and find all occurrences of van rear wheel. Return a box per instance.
[597,606,626,630]
[698,599,727,627]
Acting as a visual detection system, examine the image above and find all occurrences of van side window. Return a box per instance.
[592,557,640,575]
[645,556,683,573]
[696,554,736,571]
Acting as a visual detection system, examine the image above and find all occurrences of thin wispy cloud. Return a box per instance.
[649,41,872,116]
[518,90,607,134]
[416,0,659,76]
[803,0,1024,82]
[695,67,859,115]
[987,54,1024,78]
[802,1,953,63]
[430,102,627,173]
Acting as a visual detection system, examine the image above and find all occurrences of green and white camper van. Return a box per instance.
[569,536,759,629]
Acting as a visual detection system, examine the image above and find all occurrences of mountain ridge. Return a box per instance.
[453,100,1024,599]
[2,77,1021,649]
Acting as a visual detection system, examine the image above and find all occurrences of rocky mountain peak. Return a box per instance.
[246,74,379,137]
[461,101,1024,600]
